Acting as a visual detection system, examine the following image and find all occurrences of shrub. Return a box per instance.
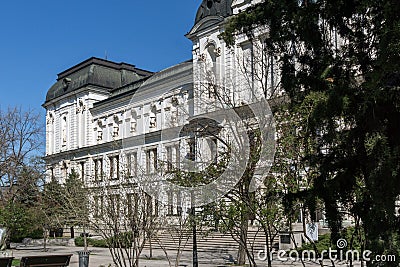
[296,226,364,257]
[75,232,134,248]
[74,237,108,248]
[297,232,332,253]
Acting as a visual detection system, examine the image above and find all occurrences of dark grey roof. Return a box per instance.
[44,57,153,104]
[92,60,193,110]
[195,0,233,24]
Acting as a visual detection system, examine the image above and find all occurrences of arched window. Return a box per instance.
[206,44,217,97]
[47,112,54,154]
[77,99,86,147]
[203,43,221,98]
[61,115,67,147]
[130,109,137,133]
[149,104,157,129]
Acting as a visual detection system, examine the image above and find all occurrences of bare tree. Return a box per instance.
[185,37,281,266]
[151,212,192,267]
[0,107,43,203]
[89,175,161,267]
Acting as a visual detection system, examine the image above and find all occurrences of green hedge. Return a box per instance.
[10,228,44,243]
[75,232,135,248]
[74,237,108,247]
[297,227,364,253]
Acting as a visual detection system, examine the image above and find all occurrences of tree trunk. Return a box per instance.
[263,224,272,267]
[83,226,88,252]
[149,235,152,259]
[43,227,47,252]
[237,211,249,265]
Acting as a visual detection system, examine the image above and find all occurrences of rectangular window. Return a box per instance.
[188,138,196,161]
[166,144,180,172]
[177,195,182,216]
[80,162,85,181]
[175,144,180,170]
[62,162,68,180]
[210,138,218,164]
[109,194,120,218]
[127,152,137,177]
[109,155,120,180]
[154,198,159,217]
[167,191,173,215]
[94,195,103,218]
[127,193,138,219]
[146,194,159,217]
[146,148,157,174]
[50,167,55,180]
[166,146,173,172]
[167,191,182,216]
[94,158,103,181]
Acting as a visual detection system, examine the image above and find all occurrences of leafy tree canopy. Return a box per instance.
[221,0,400,262]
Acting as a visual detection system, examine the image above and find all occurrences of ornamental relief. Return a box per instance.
[76,99,87,114]
[46,112,54,125]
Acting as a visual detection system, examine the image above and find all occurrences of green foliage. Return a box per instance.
[106,232,134,248]
[12,259,21,266]
[75,232,135,248]
[0,203,43,242]
[298,227,365,253]
[297,233,332,253]
[42,169,89,228]
[0,163,45,242]
[222,0,400,263]
[167,150,229,188]
[41,176,65,229]
[75,237,108,248]
[63,169,89,225]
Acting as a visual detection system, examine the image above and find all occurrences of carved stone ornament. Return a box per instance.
[76,99,86,114]
[199,53,207,62]
[215,47,222,57]
[171,96,179,106]
[130,119,137,133]
[149,104,157,129]
[46,113,54,125]
[97,129,103,141]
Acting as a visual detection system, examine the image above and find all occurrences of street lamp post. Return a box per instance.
[192,207,199,267]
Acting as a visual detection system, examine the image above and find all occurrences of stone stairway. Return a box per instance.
[145,228,279,254]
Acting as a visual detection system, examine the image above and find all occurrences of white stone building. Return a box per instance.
[43,0,293,248]
[43,0,273,208]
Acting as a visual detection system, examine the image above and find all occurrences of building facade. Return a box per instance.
[43,0,273,204]
[43,0,292,247]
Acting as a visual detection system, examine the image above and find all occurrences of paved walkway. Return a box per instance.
[3,245,361,267]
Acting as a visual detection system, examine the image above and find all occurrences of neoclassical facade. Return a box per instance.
[43,0,281,227]
[44,1,269,190]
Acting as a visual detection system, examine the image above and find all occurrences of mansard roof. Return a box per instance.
[195,0,233,24]
[44,57,153,104]
[91,59,193,111]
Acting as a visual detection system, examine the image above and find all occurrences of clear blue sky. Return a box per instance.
[0,0,201,114]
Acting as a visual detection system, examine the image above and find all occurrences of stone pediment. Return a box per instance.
[186,16,225,39]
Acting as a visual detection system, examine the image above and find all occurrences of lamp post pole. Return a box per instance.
[192,206,198,267]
